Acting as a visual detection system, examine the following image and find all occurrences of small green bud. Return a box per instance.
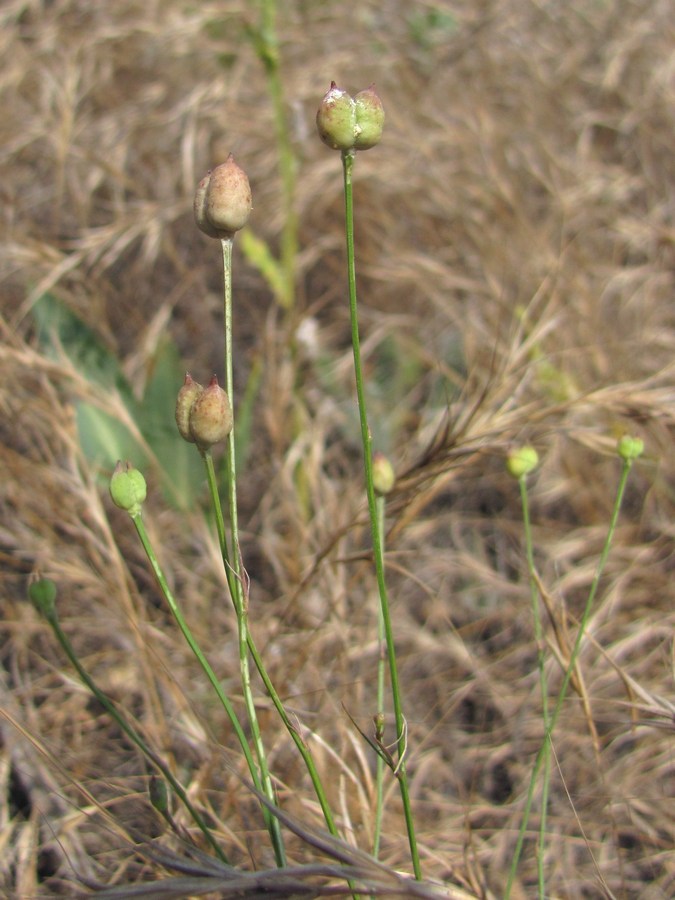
[175,372,204,443]
[110,461,147,517]
[354,85,385,150]
[28,577,57,618]
[188,375,233,451]
[372,452,396,495]
[617,434,644,461]
[316,82,357,150]
[149,774,170,815]
[506,445,539,479]
[194,154,252,240]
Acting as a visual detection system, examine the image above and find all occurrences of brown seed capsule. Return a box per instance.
[175,373,204,443]
[194,155,252,239]
[188,375,233,450]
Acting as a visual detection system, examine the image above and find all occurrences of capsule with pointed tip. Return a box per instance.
[175,373,204,444]
[110,461,147,517]
[194,155,252,239]
[188,375,233,451]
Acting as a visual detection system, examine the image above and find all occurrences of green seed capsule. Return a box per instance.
[28,578,57,618]
[354,85,385,150]
[372,451,396,495]
[316,82,357,150]
[506,445,539,479]
[617,434,644,461]
[110,461,147,517]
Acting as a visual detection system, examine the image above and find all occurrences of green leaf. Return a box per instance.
[239,227,289,308]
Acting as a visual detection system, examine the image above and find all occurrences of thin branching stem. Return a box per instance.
[201,450,341,840]
[42,599,229,864]
[505,455,637,896]
[341,148,421,880]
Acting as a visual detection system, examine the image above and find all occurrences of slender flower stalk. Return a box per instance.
[29,578,228,864]
[504,440,644,897]
[194,162,340,859]
[372,492,387,859]
[220,236,286,868]
[340,147,421,880]
[507,447,551,896]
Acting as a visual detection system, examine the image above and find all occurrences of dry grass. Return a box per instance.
[1,0,674,897]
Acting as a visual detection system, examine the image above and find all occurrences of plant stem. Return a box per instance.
[341,148,421,880]
[202,450,342,843]
[221,237,286,868]
[505,455,637,896]
[42,601,228,863]
[130,512,262,793]
[518,474,551,897]
[372,494,387,859]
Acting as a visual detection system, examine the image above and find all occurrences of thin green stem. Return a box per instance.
[505,456,636,897]
[518,475,551,898]
[221,237,286,868]
[130,512,262,797]
[372,495,387,859]
[202,437,341,843]
[42,603,228,863]
[341,148,421,880]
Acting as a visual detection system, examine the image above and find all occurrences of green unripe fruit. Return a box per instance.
[354,85,385,150]
[28,578,57,618]
[372,452,396,495]
[506,445,539,479]
[110,460,147,517]
[317,82,385,152]
[194,155,252,239]
[175,373,204,443]
[617,434,644,461]
[188,375,233,451]
[316,82,357,150]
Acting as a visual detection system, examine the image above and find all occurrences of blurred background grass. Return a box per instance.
[1,0,673,896]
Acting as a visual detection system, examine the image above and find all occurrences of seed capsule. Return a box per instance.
[175,373,204,443]
[194,155,252,239]
[316,82,357,150]
[372,452,396,495]
[188,375,233,451]
[354,85,385,150]
[110,460,147,517]
[506,445,539,479]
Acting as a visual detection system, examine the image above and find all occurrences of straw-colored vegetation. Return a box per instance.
[1,0,673,897]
